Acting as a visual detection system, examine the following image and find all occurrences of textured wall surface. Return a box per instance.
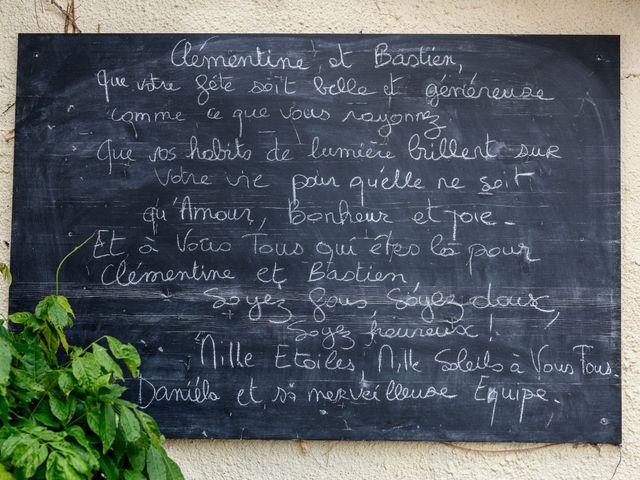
[0,1,638,479]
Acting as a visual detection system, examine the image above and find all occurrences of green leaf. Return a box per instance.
[66,454,92,478]
[0,397,8,425]
[124,470,146,480]
[71,354,101,388]
[0,326,10,341]
[33,410,60,428]
[18,340,50,383]
[0,264,11,286]
[91,344,123,380]
[0,337,11,395]
[49,440,96,474]
[111,426,127,464]
[46,301,70,329]
[33,296,72,335]
[87,404,116,454]
[164,453,184,480]
[57,328,70,353]
[7,312,34,326]
[67,396,78,421]
[48,394,70,423]
[97,384,127,402]
[118,406,141,444]
[1,433,48,479]
[145,445,166,480]
[22,425,62,443]
[94,373,114,391]
[62,428,100,473]
[106,337,140,377]
[12,440,47,478]
[57,372,75,395]
[64,427,94,454]
[0,462,14,479]
[98,455,118,480]
[134,410,164,445]
[34,298,51,321]
[127,444,146,472]
[146,445,183,480]
[45,451,83,480]
[1,433,25,460]
[39,324,61,359]
[52,296,74,319]
[9,369,28,390]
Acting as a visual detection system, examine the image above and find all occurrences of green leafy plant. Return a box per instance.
[0,241,184,479]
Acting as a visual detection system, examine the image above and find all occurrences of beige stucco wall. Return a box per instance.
[1,1,638,478]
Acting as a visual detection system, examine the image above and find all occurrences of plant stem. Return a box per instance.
[55,231,96,296]
[62,336,108,366]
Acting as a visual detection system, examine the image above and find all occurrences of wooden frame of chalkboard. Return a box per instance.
[10,34,620,443]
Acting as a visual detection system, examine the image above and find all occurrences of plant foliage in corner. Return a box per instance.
[0,239,184,479]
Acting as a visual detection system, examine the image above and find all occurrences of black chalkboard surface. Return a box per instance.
[10,34,620,443]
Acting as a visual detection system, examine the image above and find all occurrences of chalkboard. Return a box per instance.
[10,34,620,443]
